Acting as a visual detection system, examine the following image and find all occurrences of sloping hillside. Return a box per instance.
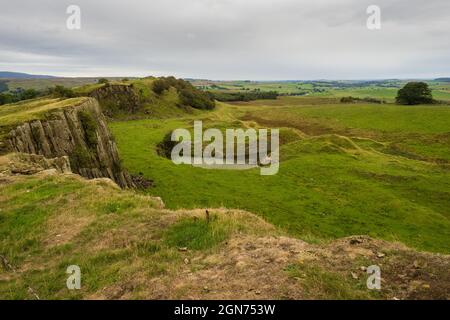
[0,168,448,300]
[75,77,215,119]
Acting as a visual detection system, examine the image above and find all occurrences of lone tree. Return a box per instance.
[396,82,433,105]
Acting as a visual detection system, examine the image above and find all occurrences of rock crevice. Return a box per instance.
[6,98,134,188]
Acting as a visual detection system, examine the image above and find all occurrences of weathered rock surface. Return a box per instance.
[0,153,71,176]
[90,84,140,116]
[5,98,134,188]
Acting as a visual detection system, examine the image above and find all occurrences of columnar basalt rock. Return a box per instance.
[6,98,134,188]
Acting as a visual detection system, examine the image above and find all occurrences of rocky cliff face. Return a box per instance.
[6,98,134,188]
[90,84,140,116]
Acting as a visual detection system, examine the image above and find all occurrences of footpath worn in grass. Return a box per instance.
[109,97,450,253]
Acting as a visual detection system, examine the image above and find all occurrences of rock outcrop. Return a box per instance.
[90,84,140,116]
[0,153,71,176]
[5,98,134,188]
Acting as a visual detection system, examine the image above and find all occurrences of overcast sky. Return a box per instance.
[0,0,449,79]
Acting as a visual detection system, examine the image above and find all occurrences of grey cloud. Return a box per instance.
[0,0,448,79]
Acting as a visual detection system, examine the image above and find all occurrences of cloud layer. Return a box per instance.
[0,0,449,79]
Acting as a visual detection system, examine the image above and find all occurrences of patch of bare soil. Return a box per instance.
[91,234,449,300]
[307,235,450,300]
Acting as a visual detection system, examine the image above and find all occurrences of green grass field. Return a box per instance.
[191,79,450,102]
[109,97,450,253]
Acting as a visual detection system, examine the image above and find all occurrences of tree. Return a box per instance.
[19,89,39,100]
[49,85,75,98]
[396,82,433,105]
[97,78,109,84]
[0,93,14,105]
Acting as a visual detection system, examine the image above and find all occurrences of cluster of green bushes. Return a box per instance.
[152,77,215,110]
[0,85,78,105]
[0,88,41,105]
[208,90,279,102]
[340,96,385,104]
[47,85,76,98]
[0,80,8,93]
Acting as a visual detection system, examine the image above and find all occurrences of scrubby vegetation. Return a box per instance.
[97,78,109,85]
[0,80,8,93]
[152,77,215,110]
[47,85,76,98]
[208,90,279,102]
[340,96,384,104]
[78,111,98,149]
[0,88,41,105]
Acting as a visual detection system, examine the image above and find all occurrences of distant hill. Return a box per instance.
[0,71,55,79]
[435,77,450,82]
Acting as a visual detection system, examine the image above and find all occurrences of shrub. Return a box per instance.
[0,93,14,105]
[152,77,215,109]
[97,78,109,84]
[0,80,9,93]
[49,85,75,98]
[78,111,98,148]
[152,79,170,95]
[340,96,383,104]
[0,88,42,105]
[69,146,93,169]
[208,90,279,102]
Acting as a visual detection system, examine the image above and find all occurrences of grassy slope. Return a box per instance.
[109,97,450,253]
[0,97,87,141]
[0,174,278,299]
[1,174,448,300]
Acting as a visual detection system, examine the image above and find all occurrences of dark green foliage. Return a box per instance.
[152,77,215,110]
[179,87,215,110]
[97,78,109,84]
[20,89,40,100]
[69,146,93,169]
[209,90,279,102]
[0,93,14,105]
[78,111,98,148]
[396,82,434,105]
[0,80,8,93]
[152,79,171,95]
[0,88,41,105]
[340,96,384,104]
[48,85,75,98]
